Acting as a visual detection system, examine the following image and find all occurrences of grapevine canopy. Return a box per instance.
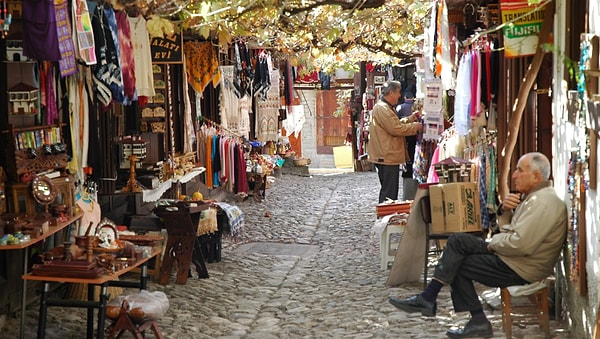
[138,0,432,74]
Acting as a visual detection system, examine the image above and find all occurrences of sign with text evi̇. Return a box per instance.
[500,0,547,58]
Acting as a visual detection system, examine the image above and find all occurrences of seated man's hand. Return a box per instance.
[502,193,522,211]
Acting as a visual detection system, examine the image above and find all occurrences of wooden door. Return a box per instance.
[316,90,350,154]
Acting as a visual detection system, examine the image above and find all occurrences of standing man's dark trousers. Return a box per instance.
[433,233,529,312]
[375,163,400,203]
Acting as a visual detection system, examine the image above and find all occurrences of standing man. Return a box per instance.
[368,81,422,203]
[389,152,567,338]
[396,92,420,200]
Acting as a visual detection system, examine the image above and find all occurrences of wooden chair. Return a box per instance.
[500,282,550,339]
[106,300,165,339]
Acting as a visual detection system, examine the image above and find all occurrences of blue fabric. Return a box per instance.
[212,135,220,187]
[479,154,489,230]
[215,202,244,238]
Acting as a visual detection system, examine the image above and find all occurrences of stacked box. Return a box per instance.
[434,157,474,183]
[429,182,481,233]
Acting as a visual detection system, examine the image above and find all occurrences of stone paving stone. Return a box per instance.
[0,171,572,338]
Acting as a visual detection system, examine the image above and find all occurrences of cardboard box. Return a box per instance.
[429,182,481,233]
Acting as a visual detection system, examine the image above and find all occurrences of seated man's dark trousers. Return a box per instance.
[434,233,530,312]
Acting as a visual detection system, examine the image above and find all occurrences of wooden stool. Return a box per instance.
[500,284,550,339]
[106,300,164,339]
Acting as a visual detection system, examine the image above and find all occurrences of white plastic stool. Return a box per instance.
[380,223,405,270]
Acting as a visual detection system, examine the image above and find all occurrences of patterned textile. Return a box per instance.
[43,63,59,126]
[103,7,125,103]
[486,145,497,210]
[115,11,136,105]
[219,65,240,134]
[238,95,251,139]
[183,41,221,95]
[233,40,253,97]
[182,54,195,153]
[91,4,121,106]
[55,0,78,77]
[478,154,489,230]
[255,68,280,142]
[197,207,218,236]
[72,0,96,65]
[253,52,271,100]
[215,202,244,238]
[413,138,437,183]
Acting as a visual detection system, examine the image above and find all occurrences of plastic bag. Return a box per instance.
[106,290,169,321]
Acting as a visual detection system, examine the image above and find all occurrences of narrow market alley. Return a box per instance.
[1,171,571,338]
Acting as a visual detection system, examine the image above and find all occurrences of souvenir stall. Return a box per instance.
[0,0,288,330]
[381,7,560,322]
[377,1,513,283]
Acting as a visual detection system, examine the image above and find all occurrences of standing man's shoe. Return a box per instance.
[389,294,436,316]
[446,319,493,338]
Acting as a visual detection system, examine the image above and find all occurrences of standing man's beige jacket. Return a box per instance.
[367,100,420,165]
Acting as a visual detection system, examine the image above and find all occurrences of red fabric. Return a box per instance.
[295,66,319,83]
[485,42,492,104]
[115,11,136,104]
[235,144,249,193]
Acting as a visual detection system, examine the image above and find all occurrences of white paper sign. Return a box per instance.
[423,79,443,112]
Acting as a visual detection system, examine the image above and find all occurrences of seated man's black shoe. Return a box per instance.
[389,294,436,317]
[446,319,493,339]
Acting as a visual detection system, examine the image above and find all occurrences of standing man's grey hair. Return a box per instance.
[381,81,402,96]
[528,152,551,180]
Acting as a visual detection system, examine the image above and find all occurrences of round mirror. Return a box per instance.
[31,176,57,205]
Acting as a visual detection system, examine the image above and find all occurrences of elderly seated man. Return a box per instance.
[389,152,567,338]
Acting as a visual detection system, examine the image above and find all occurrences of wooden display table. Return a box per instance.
[22,248,160,339]
[0,212,83,339]
[153,201,211,285]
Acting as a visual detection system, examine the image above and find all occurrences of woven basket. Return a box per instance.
[293,158,311,166]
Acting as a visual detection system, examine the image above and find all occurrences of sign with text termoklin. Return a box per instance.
[150,33,183,64]
[500,0,547,58]
[429,182,481,234]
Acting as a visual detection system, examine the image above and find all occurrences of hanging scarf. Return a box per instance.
[183,41,221,95]
[54,0,77,77]
[128,15,155,99]
[91,4,121,106]
[103,6,124,103]
[44,62,59,125]
[115,11,136,105]
[71,0,96,65]
[182,54,195,153]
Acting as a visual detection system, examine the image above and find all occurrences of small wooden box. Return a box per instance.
[434,157,473,184]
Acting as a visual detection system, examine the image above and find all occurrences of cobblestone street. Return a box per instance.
[1,170,571,338]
